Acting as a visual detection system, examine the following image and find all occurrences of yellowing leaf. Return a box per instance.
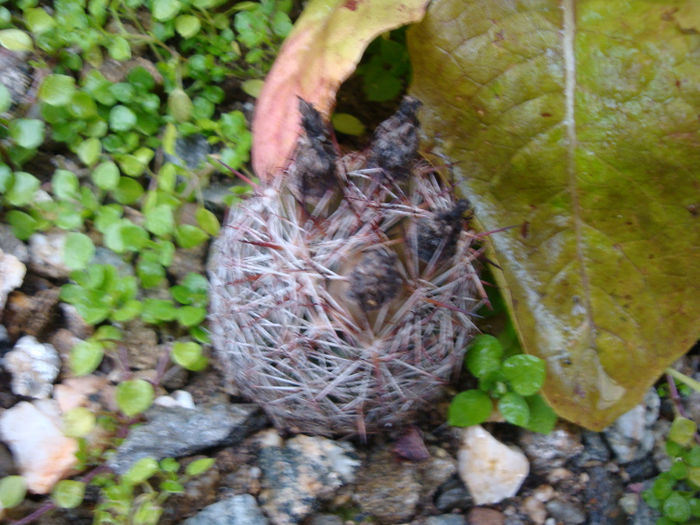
[251,0,429,180]
[409,0,700,430]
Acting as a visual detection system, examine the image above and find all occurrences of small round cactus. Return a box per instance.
[209,99,482,436]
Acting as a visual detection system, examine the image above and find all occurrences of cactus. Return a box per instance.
[209,99,483,436]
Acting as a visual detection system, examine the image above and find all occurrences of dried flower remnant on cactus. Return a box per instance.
[367,96,421,182]
[415,199,471,263]
[209,96,483,436]
[288,98,339,207]
[347,247,402,312]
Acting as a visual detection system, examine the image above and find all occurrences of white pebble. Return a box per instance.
[0,400,78,494]
[0,250,25,311]
[4,335,60,398]
[457,425,529,505]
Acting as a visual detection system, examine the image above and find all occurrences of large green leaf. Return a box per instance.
[408,0,700,430]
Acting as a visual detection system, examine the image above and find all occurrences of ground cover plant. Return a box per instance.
[0,0,291,520]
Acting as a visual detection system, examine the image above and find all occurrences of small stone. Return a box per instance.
[435,484,472,513]
[457,426,529,505]
[603,389,659,464]
[109,404,265,474]
[622,456,657,482]
[352,447,421,523]
[0,249,25,311]
[619,492,639,516]
[59,303,93,339]
[4,335,60,398]
[0,400,78,494]
[466,507,505,525]
[574,430,611,466]
[308,514,345,525]
[520,424,583,474]
[425,515,467,525]
[121,319,159,370]
[53,375,111,413]
[545,499,586,524]
[584,465,625,524]
[0,224,29,262]
[522,495,546,525]
[259,435,360,525]
[182,494,268,525]
[3,287,61,340]
[28,231,71,279]
[169,245,207,281]
[417,449,457,507]
[155,390,196,409]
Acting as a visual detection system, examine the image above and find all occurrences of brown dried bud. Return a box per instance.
[415,199,470,262]
[347,247,401,312]
[290,98,339,205]
[368,96,422,182]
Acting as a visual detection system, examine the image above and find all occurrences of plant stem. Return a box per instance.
[666,367,700,394]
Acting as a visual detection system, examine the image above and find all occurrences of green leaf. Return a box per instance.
[171,341,208,371]
[76,137,101,166]
[447,389,492,427]
[175,14,201,38]
[109,105,137,132]
[141,298,178,323]
[501,354,546,397]
[6,171,39,206]
[175,224,209,249]
[144,204,175,236]
[63,232,95,271]
[669,416,698,447]
[112,176,144,204]
[498,392,530,427]
[168,88,192,123]
[409,0,700,431]
[26,7,57,33]
[68,91,98,119]
[116,379,154,416]
[153,0,180,21]
[524,394,558,434]
[159,479,184,493]
[176,306,207,328]
[122,457,159,485]
[465,334,503,379]
[38,74,76,106]
[70,339,104,375]
[241,79,263,98]
[52,480,86,509]
[159,457,179,473]
[663,492,691,523]
[331,113,366,136]
[92,160,120,190]
[108,36,131,61]
[195,207,220,236]
[0,83,11,113]
[0,476,26,509]
[9,119,44,149]
[7,210,38,240]
[63,406,96,438]
[52,169,79,200]
[185,458,215,477]
[0,29,33,51]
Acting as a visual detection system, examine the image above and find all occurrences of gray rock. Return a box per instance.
[520,424,583,473]
[3,335,60,398]
[352,448,421,523]
[183,494,267,525]
[622,456,657,482]
[258,435,360,525]
[574,431,611,466]
[307,514,344,525]
[584,465,625,524]
[545,499,586,524]
[425,515,467,525]
[166,133,212,170]
[0,224,29,263]
[603,389,660,464]
[108,404,265,474]
[434,477,472,513]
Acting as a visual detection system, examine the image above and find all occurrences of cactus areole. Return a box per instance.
[209,98,484,436]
